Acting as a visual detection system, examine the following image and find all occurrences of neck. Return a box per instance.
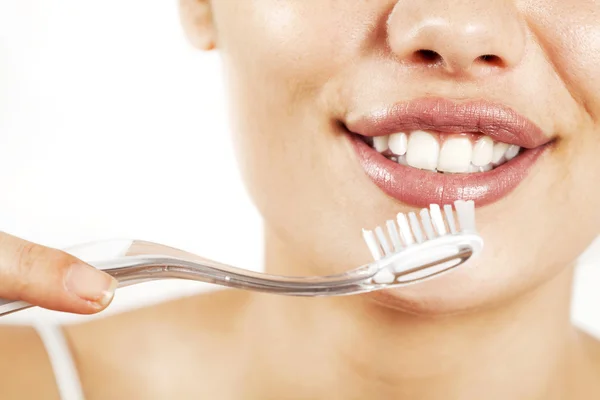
[246,231,589,400]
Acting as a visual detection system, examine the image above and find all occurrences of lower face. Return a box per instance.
[210,0,600,314]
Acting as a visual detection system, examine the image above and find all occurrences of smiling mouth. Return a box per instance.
[345,98,554,207]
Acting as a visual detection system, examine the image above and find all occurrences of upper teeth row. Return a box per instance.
[371,131,521,173]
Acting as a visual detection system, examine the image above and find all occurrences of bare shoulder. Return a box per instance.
[581,330,600,371]
[573,329,600,398]
[65,289,253,400]
[0,325,62,399]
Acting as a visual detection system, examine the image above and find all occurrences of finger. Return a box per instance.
[0,232,118,314]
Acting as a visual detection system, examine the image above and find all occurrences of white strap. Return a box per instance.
[35,323,85,400]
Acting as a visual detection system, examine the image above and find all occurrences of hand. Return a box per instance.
[0,232,117,314]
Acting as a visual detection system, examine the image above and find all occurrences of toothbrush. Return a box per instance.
[363,200,482,284]
[0,200,483,316]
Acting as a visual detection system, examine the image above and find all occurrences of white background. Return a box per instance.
[0,1,598,336]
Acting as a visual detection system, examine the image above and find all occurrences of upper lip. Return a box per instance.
[345,98,552,149]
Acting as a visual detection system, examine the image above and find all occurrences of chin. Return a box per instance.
[361,255,561,317]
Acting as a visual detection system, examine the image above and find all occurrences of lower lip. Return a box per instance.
[349,135,550,207]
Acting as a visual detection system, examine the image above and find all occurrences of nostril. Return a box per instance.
[476,54,504,67]
[413,49,443,64]
[404,50,507,72]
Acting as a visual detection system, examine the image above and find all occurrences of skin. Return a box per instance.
[1,0,599,398]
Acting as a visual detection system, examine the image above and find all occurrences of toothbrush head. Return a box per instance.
[362,200,483,286]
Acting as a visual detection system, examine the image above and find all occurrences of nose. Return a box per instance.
[386,0,526,75]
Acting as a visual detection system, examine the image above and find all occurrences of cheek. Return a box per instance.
[211,1,344,180]
[210,1,381,233]
[525,0,600,119]
[213,0,380,90]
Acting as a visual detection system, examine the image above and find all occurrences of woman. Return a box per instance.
[0,0,599,398]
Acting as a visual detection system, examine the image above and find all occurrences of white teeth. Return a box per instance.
[492,142,509,164]
[373,136,389,153]
[368,130,521,174]
[472,136,494,167]
[388,132,408,156]
[505,144,520,161]
[406,131,440,171]
[438,137,473,173]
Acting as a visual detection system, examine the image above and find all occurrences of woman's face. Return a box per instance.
[183,0,600,314]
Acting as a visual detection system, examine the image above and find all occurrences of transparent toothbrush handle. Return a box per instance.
[0,238,377,316]
[0,298,30,316]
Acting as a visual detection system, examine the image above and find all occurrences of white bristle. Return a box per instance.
[386,220,403,252]
[396,212,414,246]
[454,200,476,232]
[362,229,383,260]
[465,200,476,230]
[374,226,392,256]
[444,204,458,234]
[429,204,447,236]
[419,208,436,240]
[362,201,477,264]
[454,200,467,230]
[408,212,425,243]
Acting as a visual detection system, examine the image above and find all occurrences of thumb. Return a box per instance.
[0,232,117,314]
